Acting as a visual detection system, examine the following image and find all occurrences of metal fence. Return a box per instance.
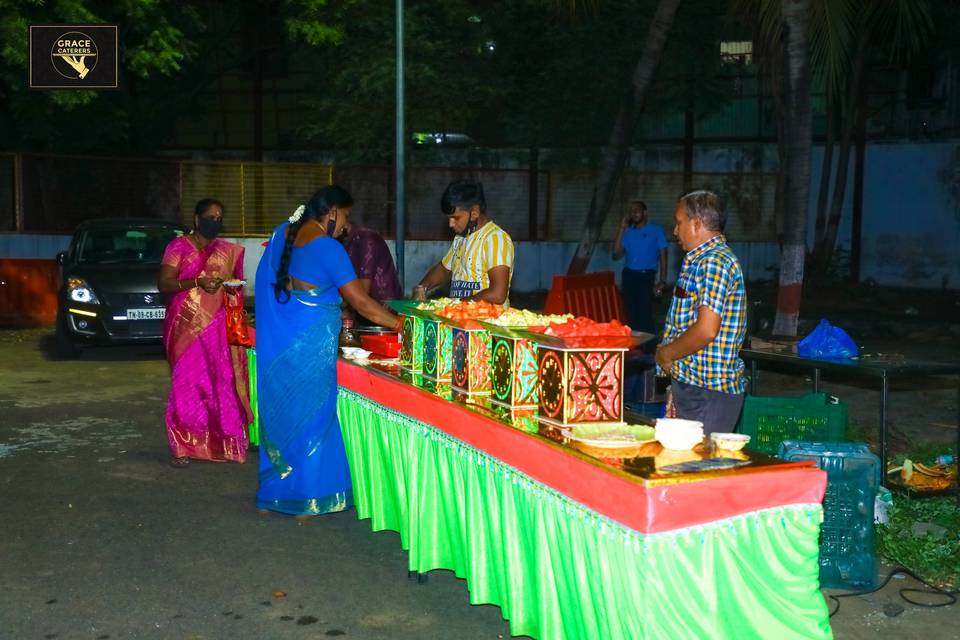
[1,152,778,243]
[180,160,333,236]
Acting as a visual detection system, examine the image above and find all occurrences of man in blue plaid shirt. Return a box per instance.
[656,190,747,434]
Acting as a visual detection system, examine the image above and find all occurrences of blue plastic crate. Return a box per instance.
[778,440,880,590]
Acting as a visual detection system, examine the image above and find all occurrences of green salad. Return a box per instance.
[566,423,656,443]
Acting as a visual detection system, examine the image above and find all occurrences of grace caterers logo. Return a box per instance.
[51,31,98,79]
[29,25,118,89]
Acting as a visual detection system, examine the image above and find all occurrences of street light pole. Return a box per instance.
[395,0,406,289]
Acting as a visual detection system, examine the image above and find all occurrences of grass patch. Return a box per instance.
[877,496,960,587]
[846,420,873,445]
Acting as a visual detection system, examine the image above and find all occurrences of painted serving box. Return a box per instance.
[481,323,540,409]
[450,323,492,395]
[422,315,454,382]
[531,334,637,427]
[399,313,425,372]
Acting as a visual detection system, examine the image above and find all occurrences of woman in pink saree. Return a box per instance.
[158,198,252,467]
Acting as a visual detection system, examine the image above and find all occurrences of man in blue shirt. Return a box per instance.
[613,199,668,334]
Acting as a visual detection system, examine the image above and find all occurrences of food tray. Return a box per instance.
[566,439,659,460]
[361,334,401,358]
[515,329,652,351]
[385,298,423,315]
[356,325,397,335]
[476,321,531,339]
[562,423,656,448]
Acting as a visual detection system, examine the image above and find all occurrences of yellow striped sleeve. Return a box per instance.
[485,226,514,269]
[441,239,458,271]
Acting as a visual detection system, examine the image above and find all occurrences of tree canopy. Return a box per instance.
[0,0,737,157]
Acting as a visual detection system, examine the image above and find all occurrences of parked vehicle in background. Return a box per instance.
[55,218,188,357]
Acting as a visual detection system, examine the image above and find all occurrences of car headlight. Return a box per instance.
[67,277,100,304]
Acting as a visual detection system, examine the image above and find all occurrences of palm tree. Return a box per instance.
[810,0,933,276]
[773,0,812,336]
[736,0,932,333]
[565,0,683,275]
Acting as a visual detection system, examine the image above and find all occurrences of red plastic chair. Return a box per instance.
[543,271,626,323]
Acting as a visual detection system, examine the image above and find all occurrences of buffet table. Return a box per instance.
[336,359,832,640]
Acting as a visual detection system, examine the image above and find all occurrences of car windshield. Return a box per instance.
[76,227,185,264]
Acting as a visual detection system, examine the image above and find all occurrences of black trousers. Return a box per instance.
[672,380,745,435]
[621,268,656,334]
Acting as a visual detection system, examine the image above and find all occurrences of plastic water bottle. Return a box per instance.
[339,318,361,348]
[874,486,893,525]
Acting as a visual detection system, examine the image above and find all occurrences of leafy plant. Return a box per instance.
[877,496,960,586]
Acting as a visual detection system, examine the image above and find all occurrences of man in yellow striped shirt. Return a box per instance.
[414,180,515,306]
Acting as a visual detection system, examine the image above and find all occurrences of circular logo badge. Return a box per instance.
[539,351,564,418]
[51,31,99,80]
[423,323,438,375]
[452,331,468,388]
[492,340,513,400]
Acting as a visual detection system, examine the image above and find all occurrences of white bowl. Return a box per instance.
[655,418,704,450]
[710,433,751,451]
[656,427,704,450]
[655,418,705,432]
[341,347,372,360]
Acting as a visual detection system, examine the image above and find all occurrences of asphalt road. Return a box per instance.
[1,327,957,640]
[0,329,517,640]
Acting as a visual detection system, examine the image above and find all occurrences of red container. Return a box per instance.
[0,258,59,327]
[361,333,401,358]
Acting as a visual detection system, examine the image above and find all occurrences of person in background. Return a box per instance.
[254,185,402,518]
[413,179,514,306]
[612,199,668,334]
[655,190,747,434]
[157,198,252,467]
[339,205,402,312]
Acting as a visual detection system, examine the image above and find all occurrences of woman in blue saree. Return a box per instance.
[255,186,402,516]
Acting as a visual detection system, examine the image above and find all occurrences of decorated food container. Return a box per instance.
[422,315,454,382]
[399,314,425,372]
[481,323,539,409]
[531,334,637,427]
[386,300,426,372]
[451,324,492,395]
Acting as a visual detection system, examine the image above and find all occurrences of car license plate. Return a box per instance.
[126,308,165,320]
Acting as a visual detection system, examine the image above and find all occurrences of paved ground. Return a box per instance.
[1,326,958,640]
[0,330,517,640]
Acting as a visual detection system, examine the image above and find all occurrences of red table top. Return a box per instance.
[338,360,827,534]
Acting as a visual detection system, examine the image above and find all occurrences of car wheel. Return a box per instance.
[55,309,82,359]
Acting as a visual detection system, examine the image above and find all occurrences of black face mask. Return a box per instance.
[197,218,223,239]
[456,215,478,237]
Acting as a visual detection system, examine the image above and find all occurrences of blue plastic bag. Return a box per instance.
[797,319,859,359]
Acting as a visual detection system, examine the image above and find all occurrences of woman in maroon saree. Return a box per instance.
[339,212,402,305]
[157,199,252,466]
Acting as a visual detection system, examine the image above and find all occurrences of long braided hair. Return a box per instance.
[272,185,354,303]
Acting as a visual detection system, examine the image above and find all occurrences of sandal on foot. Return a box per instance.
[169,456,190,468]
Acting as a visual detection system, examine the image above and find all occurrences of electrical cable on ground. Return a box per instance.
[828,567,957,617]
